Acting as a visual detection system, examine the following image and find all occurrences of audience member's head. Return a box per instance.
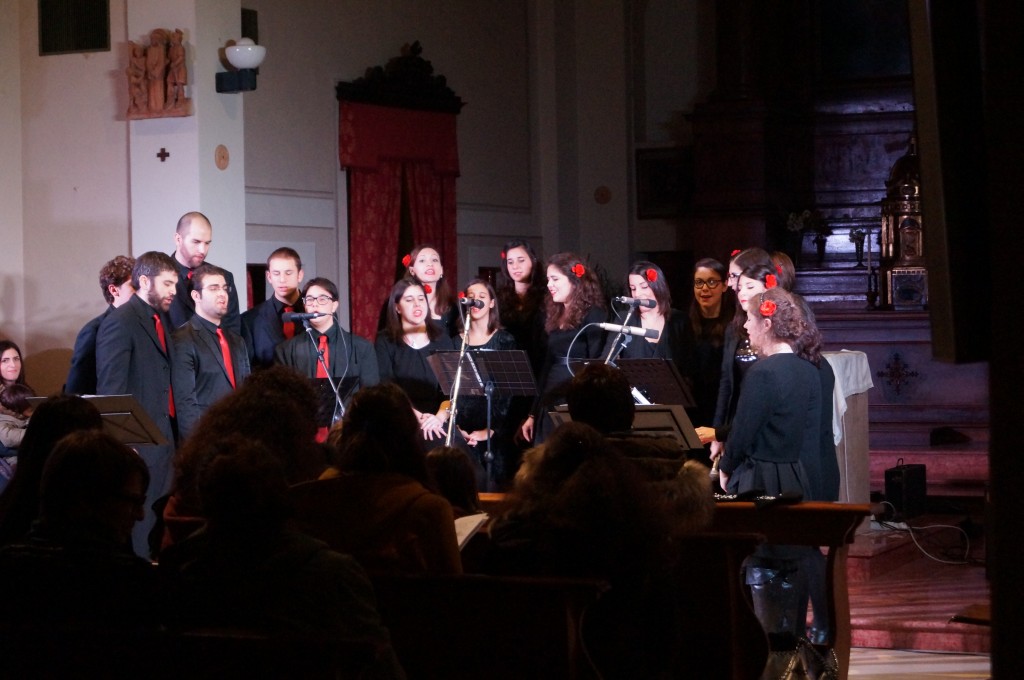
[0,340,27,388]
[566,363,634,434]
[99,255,136,307]
[198,436,292,531]
[0,382,36,417]
[0,396,104,545]
[37,430,149,546]
[173,366,324,511]
[426,446,481,516]
[332,383,429,485]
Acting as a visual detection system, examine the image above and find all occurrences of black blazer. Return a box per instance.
[274,325,380,397]
[168,258,241,334]
[65,306,113,395]
[241,297,304,369]
[96,295,177,449]
[171,315,251,440]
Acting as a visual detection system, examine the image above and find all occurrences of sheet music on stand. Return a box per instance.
[614,358,695,408]
[27,394,169,447]
[427,349,537,398]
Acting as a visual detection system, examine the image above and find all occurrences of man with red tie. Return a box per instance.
[274,277,379,439]
[96,251,179,558]
[241,247,305,370]
[171,264,251,441]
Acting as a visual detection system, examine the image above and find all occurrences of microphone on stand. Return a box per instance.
[597,322,660,340]
[613,296,657,309]
[459,297,486,310]
[282,311,326,322]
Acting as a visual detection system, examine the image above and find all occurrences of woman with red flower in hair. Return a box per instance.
[396,245,460,337]
[519,252,607,443]
[717,286,821,497]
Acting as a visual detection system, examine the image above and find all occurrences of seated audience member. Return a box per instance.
[159,437,403,677]
[487,421,681,678]
[162,366,326,550]
[0,396,104,547]
[0,383,35,450]
[0,340,30,392]
[0,430,158,629]
[289,383,462,575]
[425,446,482,519]
[65,255,135,395]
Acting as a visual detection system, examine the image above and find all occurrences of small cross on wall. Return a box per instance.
[157,148,171,162]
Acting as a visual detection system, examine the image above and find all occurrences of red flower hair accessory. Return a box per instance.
[731,249,742,257]
[458,291,466,299]
[759,297,777,317]
[423,283,432,294]
[645,268,658,283]
[776,264,783,275]
[571,263,586,278]
[765,274,778,289]
[401,254,412,267]
[500,251,506,260]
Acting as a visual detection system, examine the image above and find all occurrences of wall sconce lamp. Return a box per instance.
[216,38,266,93]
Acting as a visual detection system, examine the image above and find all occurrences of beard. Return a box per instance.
[147,287,170,311]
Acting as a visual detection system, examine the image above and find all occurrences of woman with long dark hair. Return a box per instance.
[520,253,607,444]
[455,279,517,487]
[402,244,460,337]
[376,278,457,443]
[495,239,547,373]
[680,258,735,429]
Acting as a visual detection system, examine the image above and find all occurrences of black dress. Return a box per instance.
[712,323,759,438]
[533,306,607,441]
[453,330,518,487]
[374,332,455,416]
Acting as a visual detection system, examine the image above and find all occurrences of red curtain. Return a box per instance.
[340,102,460,340]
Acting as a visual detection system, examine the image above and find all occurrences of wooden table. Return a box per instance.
[711,501,872,680]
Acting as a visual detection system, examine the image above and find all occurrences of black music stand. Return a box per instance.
[27,395,169,447]
[549,403,704,452]
[614,358,695,408]
[427,349,537,481]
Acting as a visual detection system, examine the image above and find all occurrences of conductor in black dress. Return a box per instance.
[167,211,241,334]
[171,264,251,441]
[95,251,180,557]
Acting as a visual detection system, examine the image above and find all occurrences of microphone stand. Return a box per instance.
[303,320,345,425]
[604,303,638,365]
[445,302,471,446]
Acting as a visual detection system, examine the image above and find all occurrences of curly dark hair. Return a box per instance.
[543,253,606,332]
[172,366,324,513]
[99,255,135,304]
[750,288,822,364]
[332,383,430,485]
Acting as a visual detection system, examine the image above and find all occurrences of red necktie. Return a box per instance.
[315,335,330,442]
[283,305,295,339]
[153,314,175,418]
[217,328,237,389]
[316,335,329,378]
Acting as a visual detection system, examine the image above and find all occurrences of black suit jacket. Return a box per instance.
[241,297,304,369]
[167,257,241,334]
[274,325,380,395]
[171,315,251,440]
[65,305,113,395]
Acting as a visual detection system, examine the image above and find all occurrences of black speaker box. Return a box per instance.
[885,463,927,521]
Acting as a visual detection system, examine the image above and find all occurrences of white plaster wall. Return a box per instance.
[0,0,26,343]
[17,0,131,394]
